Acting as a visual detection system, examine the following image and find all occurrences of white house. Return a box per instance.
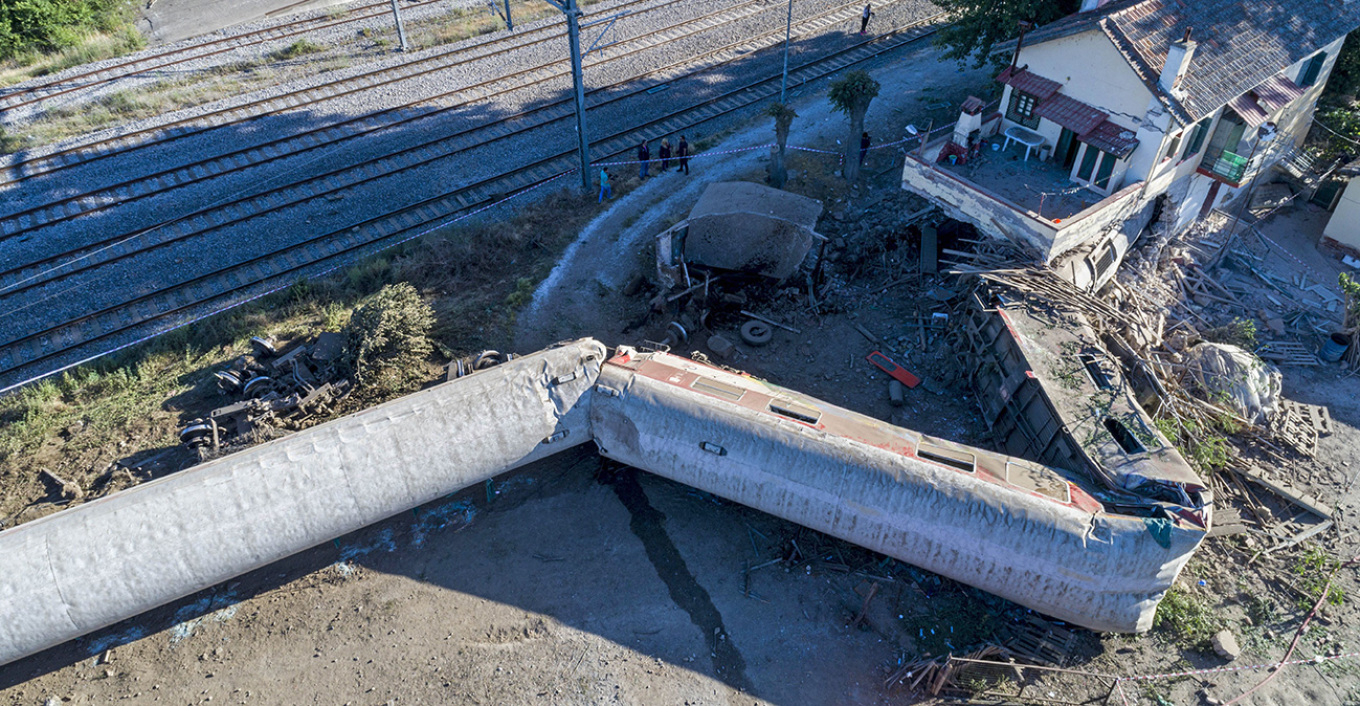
[901,0,1360,288]
[1323,158,1360,257]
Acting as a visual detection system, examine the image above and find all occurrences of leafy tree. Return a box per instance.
[765,102,797,188]
[1323,29,1360,105]
[828,70,879,182]
[931,0,1081,68]
[0,0,132,59]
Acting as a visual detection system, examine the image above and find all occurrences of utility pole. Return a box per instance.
[505,0,514,30]
[389,0,409,51]
[779,0,792,102]
[546,0,592,191]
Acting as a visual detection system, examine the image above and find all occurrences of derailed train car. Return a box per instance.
[0,338,1206,668]
[592,347,1207,632]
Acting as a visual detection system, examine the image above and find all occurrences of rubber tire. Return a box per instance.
[740,320,773,346]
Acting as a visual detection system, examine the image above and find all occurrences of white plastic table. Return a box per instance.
[1002,126,1045,162]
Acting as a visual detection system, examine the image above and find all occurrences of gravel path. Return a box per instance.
[0,0,942,387]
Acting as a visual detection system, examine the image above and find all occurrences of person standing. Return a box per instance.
[859,3,873,34]
[598,167,612,202]
[676,135,690,174]
[859,131,871,167]
[659,138,672,171]
[637,141,650,179]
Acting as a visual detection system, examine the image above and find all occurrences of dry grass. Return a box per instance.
[0,179,621,528]
[0,25,146,89]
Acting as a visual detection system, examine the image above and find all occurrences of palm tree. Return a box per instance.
[765,102,798,188]
[828,70,880,181]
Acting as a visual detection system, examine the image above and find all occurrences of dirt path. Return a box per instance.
[141,0,353,44]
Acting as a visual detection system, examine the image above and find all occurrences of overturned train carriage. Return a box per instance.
[0,338,1206,668]
[592,347,1205,632]
[960,284,1212,526]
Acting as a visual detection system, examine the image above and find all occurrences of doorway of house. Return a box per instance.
[1199,180,1222,218]
[1055,128,1081,169]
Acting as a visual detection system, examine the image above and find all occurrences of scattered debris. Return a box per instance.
[179,332,351,451]
[1212,629,1242,661]
[1182,342,1282,424]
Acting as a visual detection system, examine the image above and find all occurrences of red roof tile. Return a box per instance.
[1082,120,1140,158]
[997,66,1062,100]
[1253,75,1304,114]
[1034,93,1109,136]
[1228,92,1269,127]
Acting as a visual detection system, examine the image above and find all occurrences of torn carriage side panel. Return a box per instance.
[961,283,1211,528]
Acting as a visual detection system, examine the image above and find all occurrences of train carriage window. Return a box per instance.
[917,442,976,473]
[1104,417,1146,454]
[691,376,745,402]
[768,399,820,425]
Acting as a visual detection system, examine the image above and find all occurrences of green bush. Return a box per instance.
[1153,585,1221,648]
[343,282,435,393]
[0,0,136,60]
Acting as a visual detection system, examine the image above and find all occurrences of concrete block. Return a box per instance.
[707,334,736,360]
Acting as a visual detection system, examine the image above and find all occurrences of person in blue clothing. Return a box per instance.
[598,168,612,202]
[638,141,650,179]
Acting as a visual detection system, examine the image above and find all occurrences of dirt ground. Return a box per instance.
[4,38,1360,706]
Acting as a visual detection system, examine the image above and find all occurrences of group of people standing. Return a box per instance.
[600,135,689,202]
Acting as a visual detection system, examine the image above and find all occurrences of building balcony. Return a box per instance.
[1200,150,1249,185]
[901,136,1142,262]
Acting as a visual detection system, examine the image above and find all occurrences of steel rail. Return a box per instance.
[0,0,865,293]
[0,16,942,385]
[0,0,757,243]
[0,0,661,187]
[0,0,450,114]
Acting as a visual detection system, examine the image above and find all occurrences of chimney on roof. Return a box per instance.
[1159,29,1196,96]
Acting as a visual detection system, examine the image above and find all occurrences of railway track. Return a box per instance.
[0,0,450,115]
[0,0,649,188]
[0,0,757,241]
[0,12,943,389]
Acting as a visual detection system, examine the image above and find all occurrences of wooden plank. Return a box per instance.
[1228,464,1333,519]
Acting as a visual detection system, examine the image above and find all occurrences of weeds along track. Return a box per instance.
[0,12,942,389]
[0,0,751,236]
[0,0,452,115]
[0,0,673,187]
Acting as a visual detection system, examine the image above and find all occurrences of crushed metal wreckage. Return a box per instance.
[0,327,1211,666]
[179,333,350,451]
[655,181,826,290]
[961,282,1211,529]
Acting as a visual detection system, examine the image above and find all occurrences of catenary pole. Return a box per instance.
[779,0,792,102]
[390,0,409,51]
[505,0,514,30]
[565,0,592,191]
